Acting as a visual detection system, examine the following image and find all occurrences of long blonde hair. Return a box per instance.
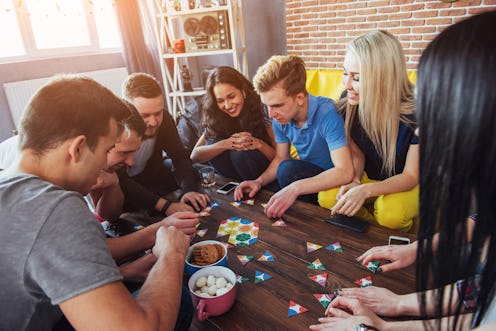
[340,30,415,176]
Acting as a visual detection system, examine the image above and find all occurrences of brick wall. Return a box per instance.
[285,0,496,70]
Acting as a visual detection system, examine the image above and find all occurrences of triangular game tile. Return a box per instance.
[243,199,255,205]
[313,293,336,309]
[257,250,275,262]
[237,255,253,266]
[308,258,326,270]
[196,229,208,237]
[230,201,242,208]
[254,270,272,284]
[236,274,250,284]
[366,261,381,273]
[288,300,309,316]
[354,275,373,287]
[306,242,323,253]
[309,272,328,287]
[272,218,287,226]
[326,242,343,252]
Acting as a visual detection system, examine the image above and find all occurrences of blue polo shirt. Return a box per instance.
[272,94,347,170]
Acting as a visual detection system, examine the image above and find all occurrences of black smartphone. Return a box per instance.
[216,182,239,195]
[325,214,369,233]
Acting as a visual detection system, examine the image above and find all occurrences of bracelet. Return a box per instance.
[355,323,379,331]
[160,200,172,214]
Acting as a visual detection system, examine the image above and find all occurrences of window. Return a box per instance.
[0,0,121,62]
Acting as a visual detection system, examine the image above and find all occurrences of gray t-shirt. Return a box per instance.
[0,174,122,330]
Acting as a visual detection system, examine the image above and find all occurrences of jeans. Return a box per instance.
[207,143,270,182]
[277,159,325,205]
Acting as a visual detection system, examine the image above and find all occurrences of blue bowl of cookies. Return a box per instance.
[185,240,228,276]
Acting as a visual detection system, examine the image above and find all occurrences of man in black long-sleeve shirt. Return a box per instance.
[121,73,209,217]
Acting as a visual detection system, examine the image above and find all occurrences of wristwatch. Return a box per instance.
[161,200,172,214]
[355,323,380,331]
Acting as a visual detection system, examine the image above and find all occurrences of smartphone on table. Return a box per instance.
[325,214,369,233]
[216,182,239,195]
[388,235,411,245]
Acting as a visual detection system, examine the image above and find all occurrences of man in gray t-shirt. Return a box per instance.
[0,75,191,330]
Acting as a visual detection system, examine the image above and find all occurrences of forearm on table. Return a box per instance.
[290,166,354,196]
[135,252,185,329]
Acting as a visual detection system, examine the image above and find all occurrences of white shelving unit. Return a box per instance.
[153,0,248,119]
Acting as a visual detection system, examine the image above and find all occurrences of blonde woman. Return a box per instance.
[318,30,418,232]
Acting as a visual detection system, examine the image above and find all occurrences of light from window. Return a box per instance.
[26,0,90,49]
[92,0,121,48]
[0,2,25,57]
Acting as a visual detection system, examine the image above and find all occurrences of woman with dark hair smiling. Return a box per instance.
[191,66,275,182]
[310,11,496,331]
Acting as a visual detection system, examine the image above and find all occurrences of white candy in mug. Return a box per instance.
[194,275,232,297]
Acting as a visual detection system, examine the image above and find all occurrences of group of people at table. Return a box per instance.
[0,11,494,331]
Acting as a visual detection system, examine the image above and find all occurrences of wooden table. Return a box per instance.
[190,178,417,331]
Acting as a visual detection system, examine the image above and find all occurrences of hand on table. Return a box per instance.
[310,297,384,331]
[338,286,402,317]
[160,211,200,236]
[357,242,417,273]
[234,180,261,201]
[264,185,298,219]
[165,201,194,215]
[180,191,210,211]
[331,182,367,216]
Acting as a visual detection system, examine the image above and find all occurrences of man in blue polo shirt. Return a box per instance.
[234,55,354,218]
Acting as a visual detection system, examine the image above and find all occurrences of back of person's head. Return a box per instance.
[344,30,415,177]
[122,72,162,100]
[416,11,496,329]
[19,74,129,155]
[121,99,147,138]
[253,55,307,97]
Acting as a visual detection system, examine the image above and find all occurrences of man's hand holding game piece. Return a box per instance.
[158,211,200,235]
[264,185,299,218]
[357,242,417,273]
[234,180,261,201]
[180,191,210,211]
[338,287,405,317]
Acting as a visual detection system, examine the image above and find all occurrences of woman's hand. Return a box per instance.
[338,287,403,317]
[357,242,417,273]
[331,183,369,216]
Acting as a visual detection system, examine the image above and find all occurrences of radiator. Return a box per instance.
[3,67,129,129]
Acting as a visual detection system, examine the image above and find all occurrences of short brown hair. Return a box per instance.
[253,55,307,97]
[122,72,163,100]
[19,74,129,154]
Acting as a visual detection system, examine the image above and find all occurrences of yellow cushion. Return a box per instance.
[306,69,417,102]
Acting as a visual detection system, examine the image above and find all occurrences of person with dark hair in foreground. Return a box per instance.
[310,11,496,331]
[0,75,191,330]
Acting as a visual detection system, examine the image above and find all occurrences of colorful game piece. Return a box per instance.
[366,261,381,273]
[313,293,336,309]
[288,300,308,316]
[326,242,343,252]
[254,270,272,284]
[236,274,250,284]
[306,242,323,253]
[133,224,144,231]
[257,250,275,262]
[354,275,373,287]
[309,272,328,287]
[261,203,268,209]
[230,201,242,208]
[199,211,210,217]
[209,201,221,209]
[195,222,201,229]
[237,255,253,266]
[202,206,213,213]
[308,258,326,270]
[272,218,287,227]
[243,199,255,205]
[196,229,208,237]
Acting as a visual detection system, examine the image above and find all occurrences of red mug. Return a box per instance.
[188,266,237,321]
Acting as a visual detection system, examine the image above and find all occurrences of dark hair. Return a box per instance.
[121,99,146,138]
[19,74,129,154]
[416,11,496,330]
[201,66,271,144]
[122,72,162,100]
